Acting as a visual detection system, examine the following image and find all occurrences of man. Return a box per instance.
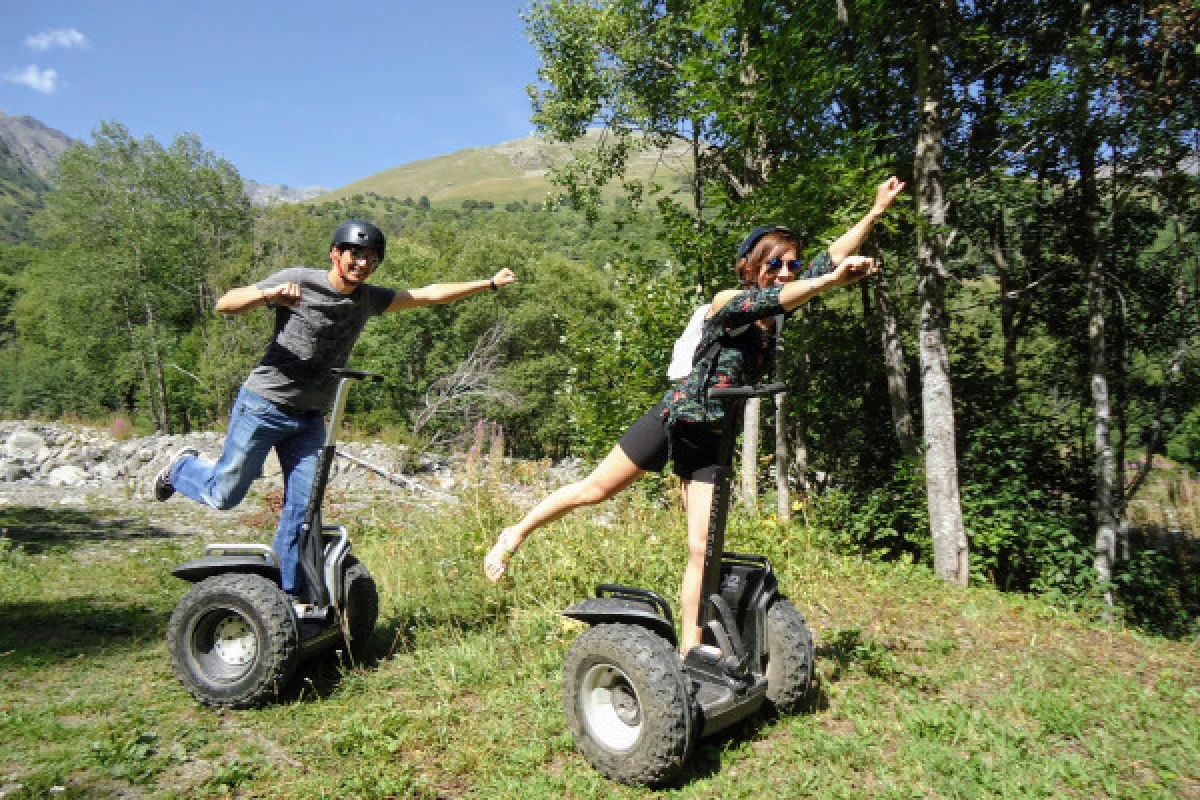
[155,219,516,598]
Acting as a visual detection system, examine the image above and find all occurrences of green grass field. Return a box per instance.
[0,473,1196,799]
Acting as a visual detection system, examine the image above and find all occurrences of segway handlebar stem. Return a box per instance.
[298,369,384,606]
[325,369,384,448]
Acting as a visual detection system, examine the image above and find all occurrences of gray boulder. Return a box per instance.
[5,429,47,462]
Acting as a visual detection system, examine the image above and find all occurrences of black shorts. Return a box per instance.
[617,403,723,482]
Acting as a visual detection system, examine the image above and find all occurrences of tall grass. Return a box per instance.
[0,475,1196,798]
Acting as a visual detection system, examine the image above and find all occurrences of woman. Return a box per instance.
[485,178,905,654]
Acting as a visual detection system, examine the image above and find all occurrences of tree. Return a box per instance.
[526,0,883,506]
[915,0,970,585]
[25,122,250,430]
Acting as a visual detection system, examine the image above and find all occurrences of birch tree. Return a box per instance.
[915,0,970,584]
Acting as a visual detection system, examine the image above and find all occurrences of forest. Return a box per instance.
[0,0,1196,638]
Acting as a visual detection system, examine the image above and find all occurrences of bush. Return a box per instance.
[1114,533,1200,639]
[817,419,1096,599]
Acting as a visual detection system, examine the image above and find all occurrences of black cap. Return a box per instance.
[737,225,793,260]
[331,219,386,262]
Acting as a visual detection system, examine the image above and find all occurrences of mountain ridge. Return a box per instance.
[317,130,695,206]
[0,113,695,228]
[0,111,73,181]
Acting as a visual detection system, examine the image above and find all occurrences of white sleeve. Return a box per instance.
[667,304,712,381]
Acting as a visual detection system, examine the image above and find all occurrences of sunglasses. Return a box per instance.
[339,244,381,266]
[765,257,804,274]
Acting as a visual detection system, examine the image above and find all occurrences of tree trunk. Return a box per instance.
[144,299,173,434]
[1087,245,1118,605]
[1072,8,1118,607]
[991,209,1019,391]
[916,0,969,585]
[774,354,790,522]
[873,247,919,456]
[120,291,158,430]
[791,311,811,495]
[741,397,761,511]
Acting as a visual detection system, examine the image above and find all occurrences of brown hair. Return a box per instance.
[736,229,800,287]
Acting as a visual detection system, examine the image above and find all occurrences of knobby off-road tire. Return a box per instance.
[764,597,815,713]
[166,573,299,709]
[339,556,378,659]
[562,623,695,787]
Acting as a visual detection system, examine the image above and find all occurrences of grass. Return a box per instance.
[314,130,694,207]
[0,475,1197,799]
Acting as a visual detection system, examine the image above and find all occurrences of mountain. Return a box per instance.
[0,112,74,181]
[0,112,697,239]
[0,113,329,222]
[243,180,329,207]
[315,130,695,207]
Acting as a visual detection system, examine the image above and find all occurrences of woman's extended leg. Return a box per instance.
[679,478,716,654]
[484,443,646,582]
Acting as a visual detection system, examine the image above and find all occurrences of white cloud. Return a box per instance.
[25,28,88,52]
[4,66,59,94]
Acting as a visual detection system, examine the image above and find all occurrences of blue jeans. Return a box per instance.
[172,386,326,593]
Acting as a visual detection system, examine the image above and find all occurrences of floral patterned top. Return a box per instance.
[661,250,834,432]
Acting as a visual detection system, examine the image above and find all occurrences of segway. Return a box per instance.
[561,382,815,786]
[165,369,383,709]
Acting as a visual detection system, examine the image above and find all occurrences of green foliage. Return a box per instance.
[2,122,252,429]
[1167,406,1200,470]
[1114,535,1200,639]
[561,256,700,455]
[201,758,260,793]
[823,416,1100,603]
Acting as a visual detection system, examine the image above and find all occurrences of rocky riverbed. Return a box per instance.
[0,420,587,535]
[0,420,465,500]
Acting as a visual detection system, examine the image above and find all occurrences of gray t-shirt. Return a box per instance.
[243,267,395,412]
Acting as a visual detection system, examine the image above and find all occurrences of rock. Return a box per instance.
[92,463,122,481]
[45,465,89,487]
[5,428,47,461]
[0,459,26,482]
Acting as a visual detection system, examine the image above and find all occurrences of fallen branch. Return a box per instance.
[335,451,457,502]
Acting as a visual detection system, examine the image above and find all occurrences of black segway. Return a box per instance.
[165,369,383,708]
[560,382,815,786]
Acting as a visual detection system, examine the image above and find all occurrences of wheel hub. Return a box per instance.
[580,663,643,752]
[611,683,641,725]
[211,614,257,666]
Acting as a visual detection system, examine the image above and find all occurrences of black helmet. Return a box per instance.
[737,225,794,260]
[331,219,386,262]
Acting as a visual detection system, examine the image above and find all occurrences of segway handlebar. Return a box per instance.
[330,368,384,383]
[707,382,787,400]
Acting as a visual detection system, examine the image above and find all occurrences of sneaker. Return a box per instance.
[152,447,199,501]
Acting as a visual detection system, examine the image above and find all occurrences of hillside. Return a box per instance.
[0,139,50,244]
[317,130,696,207]
[0,111,73,181]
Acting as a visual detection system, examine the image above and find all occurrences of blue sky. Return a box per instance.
[1,1,542,189]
